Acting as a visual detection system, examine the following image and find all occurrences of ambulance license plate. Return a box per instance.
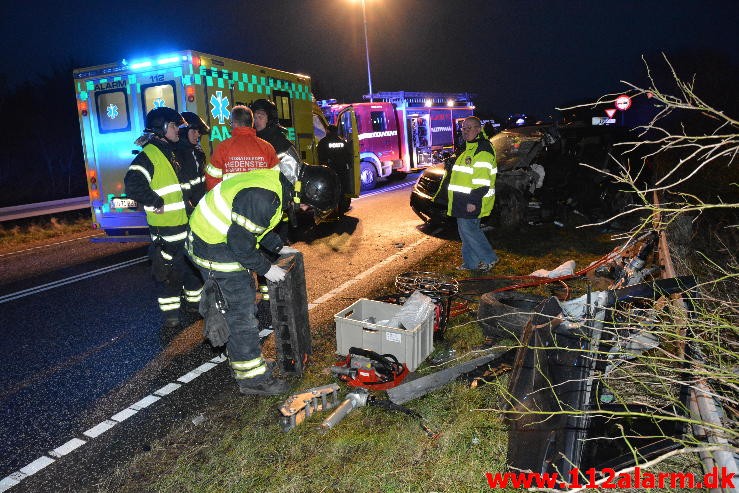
[111,197,137,209]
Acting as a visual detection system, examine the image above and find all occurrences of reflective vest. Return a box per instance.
[140,144,188,227]
[188,169,284,272]
[447,140,497,218]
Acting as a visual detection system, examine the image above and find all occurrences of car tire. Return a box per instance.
[477,291,547,341]
[360,161,378,191]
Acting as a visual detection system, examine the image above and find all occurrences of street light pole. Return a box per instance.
[360,0,373,102]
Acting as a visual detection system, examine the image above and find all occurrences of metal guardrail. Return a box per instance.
[654,191,738,492]
[0,197,89,222]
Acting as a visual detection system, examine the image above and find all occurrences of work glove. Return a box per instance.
[264,264,287,283]
[279,245,299,254]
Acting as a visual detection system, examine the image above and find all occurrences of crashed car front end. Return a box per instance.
[410,123,632,229]
[409,162,451,225]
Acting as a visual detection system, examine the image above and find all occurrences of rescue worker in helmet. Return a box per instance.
[175,112,210,215]
[249,99,301,185]
[187,165,339,395]
[250,98,303,240]
[124,107,203,328]
[317,124,353,215]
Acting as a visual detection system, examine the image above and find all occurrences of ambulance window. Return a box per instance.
[313,114,327,141]
[141,82,178,114]
[95,90,131,133]
[370,111,387,132]
[273,90,293,127]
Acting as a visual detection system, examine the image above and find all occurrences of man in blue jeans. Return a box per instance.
[446,116,499,272]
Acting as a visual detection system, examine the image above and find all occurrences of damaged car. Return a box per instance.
[410,123,637,229]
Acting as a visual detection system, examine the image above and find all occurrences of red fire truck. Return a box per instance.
[321,92,475,190]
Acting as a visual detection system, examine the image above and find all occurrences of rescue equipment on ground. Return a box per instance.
[331,347,409,390]
[376,271,462,335]
[278,383,340,431]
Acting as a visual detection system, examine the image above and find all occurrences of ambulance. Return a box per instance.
[320,91,475,190]
[73,50,358,240]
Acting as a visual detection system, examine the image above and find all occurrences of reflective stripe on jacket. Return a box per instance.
[446,139,497,218]
[140,144,188,227]
[188,168,284,272]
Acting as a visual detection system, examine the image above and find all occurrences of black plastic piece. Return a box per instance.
[267,252,311,376]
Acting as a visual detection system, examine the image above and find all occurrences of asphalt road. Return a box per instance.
[0,172,452,492]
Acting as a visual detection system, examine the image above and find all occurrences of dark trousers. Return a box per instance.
[197,269,260,364]
[154,241,203,314]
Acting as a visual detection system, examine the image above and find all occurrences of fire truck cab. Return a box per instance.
[73,50,357,240]
[321,92,475,190]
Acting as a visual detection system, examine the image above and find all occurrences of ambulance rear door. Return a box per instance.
[81,66,184,239]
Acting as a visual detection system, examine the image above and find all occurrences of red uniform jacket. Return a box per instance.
[205,127,279,191]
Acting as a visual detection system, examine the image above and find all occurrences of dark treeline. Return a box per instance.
[0,61,87,207]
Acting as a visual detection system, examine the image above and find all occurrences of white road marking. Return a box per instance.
[82,420,117,439]
[110,408,138,423]
[48,438,86,458]
[19,457,54,476]
[130,395,160,411]
[153,383,181,397]
[0,256,148,304]
[0,234,103,258]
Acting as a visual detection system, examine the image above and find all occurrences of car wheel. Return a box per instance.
[360,161,378,191]
[477,291,547,341]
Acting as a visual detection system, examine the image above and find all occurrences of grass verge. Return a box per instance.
[99,223,706,492]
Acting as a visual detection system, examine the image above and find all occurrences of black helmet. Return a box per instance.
[297,164,340,214]
[145,107,185,135]
[180,112,211,135]
[249,98,279,126]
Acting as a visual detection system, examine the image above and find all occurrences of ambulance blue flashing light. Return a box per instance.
[130,61,152,70]
[157,56,182,65]
[128,53,188,71]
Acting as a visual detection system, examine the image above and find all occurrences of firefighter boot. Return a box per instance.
[237,373,289,396]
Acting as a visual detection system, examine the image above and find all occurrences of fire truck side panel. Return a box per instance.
[355,103,401,178]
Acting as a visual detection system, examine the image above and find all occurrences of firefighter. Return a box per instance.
[250,98,302,241]
[447,116,499,272]
[249,98,301,185]
[175,112,210,214]
[124,107,202,327]
[187,165,339,395]
[173,111,210,314]
[204,105,278,191]
[317,124,352,214]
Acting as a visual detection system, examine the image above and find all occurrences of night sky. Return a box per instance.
[2,0,738,119]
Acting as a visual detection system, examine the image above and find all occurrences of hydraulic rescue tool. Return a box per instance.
[318,388,439,437]
[278,383,340,431]
[386,349,514,404]
[330,347,409,390]
[320,389,370,430]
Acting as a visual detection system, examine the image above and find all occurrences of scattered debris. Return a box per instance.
[278,384,340,432]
